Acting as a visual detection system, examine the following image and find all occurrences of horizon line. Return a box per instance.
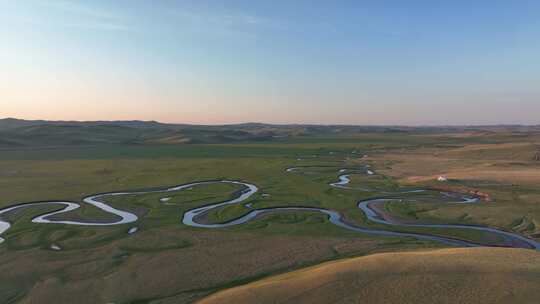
[2,117,539,128]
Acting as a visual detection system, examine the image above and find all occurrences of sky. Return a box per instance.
[1,0,540,125]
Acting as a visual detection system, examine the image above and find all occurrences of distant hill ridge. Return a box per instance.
[0,118,285,147]
[0,118,174,130]
[2,117,539,130]
[1,118,539,148]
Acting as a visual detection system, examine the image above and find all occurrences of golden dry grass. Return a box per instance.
[409,168,540,185]
[374,142,540,186]
[199,247,540,304]
[366,141,540,239]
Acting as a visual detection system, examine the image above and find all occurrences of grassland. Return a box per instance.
[371,135,540,239]
[199,247,540,304]
[0,124,539,303]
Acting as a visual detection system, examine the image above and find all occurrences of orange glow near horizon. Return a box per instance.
[2,2,540,125]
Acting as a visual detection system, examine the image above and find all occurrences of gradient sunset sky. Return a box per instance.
[2,1,540,125]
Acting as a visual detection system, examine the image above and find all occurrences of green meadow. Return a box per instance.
[1,131,539,303]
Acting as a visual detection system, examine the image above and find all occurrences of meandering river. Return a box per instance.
[1,166,539,250]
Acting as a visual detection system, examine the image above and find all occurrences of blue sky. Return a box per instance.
[1,0,540,124]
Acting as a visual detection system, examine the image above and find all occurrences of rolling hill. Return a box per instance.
[199,247,540,304]
[1,118,540,148]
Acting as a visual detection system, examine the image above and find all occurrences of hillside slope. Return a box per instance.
[0,119,276,147]
[2,118,540,148]
[199,247,540,304]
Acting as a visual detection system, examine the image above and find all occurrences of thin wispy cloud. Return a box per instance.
[170,7,280,38]
[40,0,119,20]
[35,0,132,32]
[174,10,268,27]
